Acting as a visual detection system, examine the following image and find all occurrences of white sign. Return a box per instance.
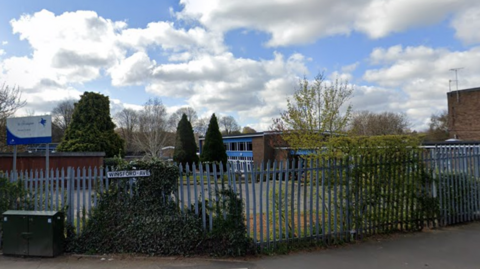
[6,115,52,145]
[107,170,151,178]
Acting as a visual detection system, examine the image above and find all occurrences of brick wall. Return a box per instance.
[252,136,265,166]
[0,152,105,172]
[448,87,480,140]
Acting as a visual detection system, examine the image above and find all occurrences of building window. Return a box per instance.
[247,142,252,151]
[239,142,245,151]
[231,142,237,151]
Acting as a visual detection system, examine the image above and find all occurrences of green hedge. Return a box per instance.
[67,158,254,256]
[0,174,31,246]
[320,136,437,234]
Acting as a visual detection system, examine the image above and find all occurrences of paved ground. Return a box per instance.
[2,222,480,269]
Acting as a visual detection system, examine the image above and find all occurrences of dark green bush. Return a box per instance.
[67,158,254,256]
[0,174,31,247]
[436,172,478,220]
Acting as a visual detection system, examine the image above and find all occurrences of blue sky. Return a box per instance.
[1,0,480,132]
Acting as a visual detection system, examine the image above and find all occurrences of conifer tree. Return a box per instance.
[57,92,124,157]
[173,114,199,167]
[200,114,227,165]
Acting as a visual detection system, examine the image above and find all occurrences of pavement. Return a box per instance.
[2,222,480,269]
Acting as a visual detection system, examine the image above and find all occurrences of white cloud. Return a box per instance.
[2,9,126,90]
[341,62,359,73]
[177,0,476,46]
[110,52,155,86]
[110,98,144,118]
[1,41,7,45]
[363,44,480,130]
[0,49,4,56]
[177,0,370,46]
[451,5,480,45]
[355,0,463,38]
[118,21,226,58]
[16,85,83,116]
[109,50,307,129]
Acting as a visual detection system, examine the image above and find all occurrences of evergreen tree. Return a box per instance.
[57,92,124,157]
[200,114,227,165]
[173,114,199,167]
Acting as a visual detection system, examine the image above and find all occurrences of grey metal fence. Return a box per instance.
[3,145,480,249]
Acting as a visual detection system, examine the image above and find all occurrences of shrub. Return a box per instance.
[68,158,254,256]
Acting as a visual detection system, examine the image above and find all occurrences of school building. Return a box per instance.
[448,87,480,140]
[198,132,290,171]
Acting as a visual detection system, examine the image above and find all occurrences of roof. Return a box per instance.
[199,132,266,141]
[447,87,480,96]
[198,130,338,141]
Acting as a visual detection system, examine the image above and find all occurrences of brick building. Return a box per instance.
[198,132,290,171]
[448,87,480,140]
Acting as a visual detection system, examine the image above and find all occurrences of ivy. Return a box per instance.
[67,158,254,256]
[0,174,31,245]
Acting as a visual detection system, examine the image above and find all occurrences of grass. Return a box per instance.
[179,174,229,185]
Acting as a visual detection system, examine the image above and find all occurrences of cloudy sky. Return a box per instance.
[1,0,479,131]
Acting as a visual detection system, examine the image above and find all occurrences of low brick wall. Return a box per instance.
[0,152,105,172]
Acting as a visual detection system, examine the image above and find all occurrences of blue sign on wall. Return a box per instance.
[6,115,52,145]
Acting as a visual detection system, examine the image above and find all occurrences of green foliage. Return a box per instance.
[68,158,253,256]
[0,175,28,214]
[436,172,477,220]
[203,189,255,256]
[0,174,31,244]
[279,73,353,151]
[322,135,422,158]
[57,92,124,157]
[322,135,431,233]
[173,114,199,167]
[268,188,295,239]
[200,114,227,165]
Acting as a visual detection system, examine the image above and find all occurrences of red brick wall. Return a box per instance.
[0,152,105,172]
[252,136,265,166]
[252,134,290,165]
[448,88,480,140]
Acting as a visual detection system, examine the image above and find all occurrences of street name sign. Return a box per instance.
[107,170,151,178]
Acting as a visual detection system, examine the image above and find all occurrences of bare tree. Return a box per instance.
[424,110,449,141]
[168,107,198,131]
[0,84,26,119]
[134,98,171,158]
[115,108,139,154]
[51,99,75,132]
[0,84,26,151]
[194,117,209,136]
[350,110,410,136]
[219,115,241,135]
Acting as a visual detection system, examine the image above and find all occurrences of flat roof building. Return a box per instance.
[198,132,289,171]
[448,87,480,140]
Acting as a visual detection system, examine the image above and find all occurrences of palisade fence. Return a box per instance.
[2,144,480,249]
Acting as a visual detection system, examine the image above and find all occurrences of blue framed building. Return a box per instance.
[198,132,287,171]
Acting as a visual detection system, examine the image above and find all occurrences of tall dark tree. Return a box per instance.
[200,113,227,165]
[173,114,199,167]
[57,92,124,157]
